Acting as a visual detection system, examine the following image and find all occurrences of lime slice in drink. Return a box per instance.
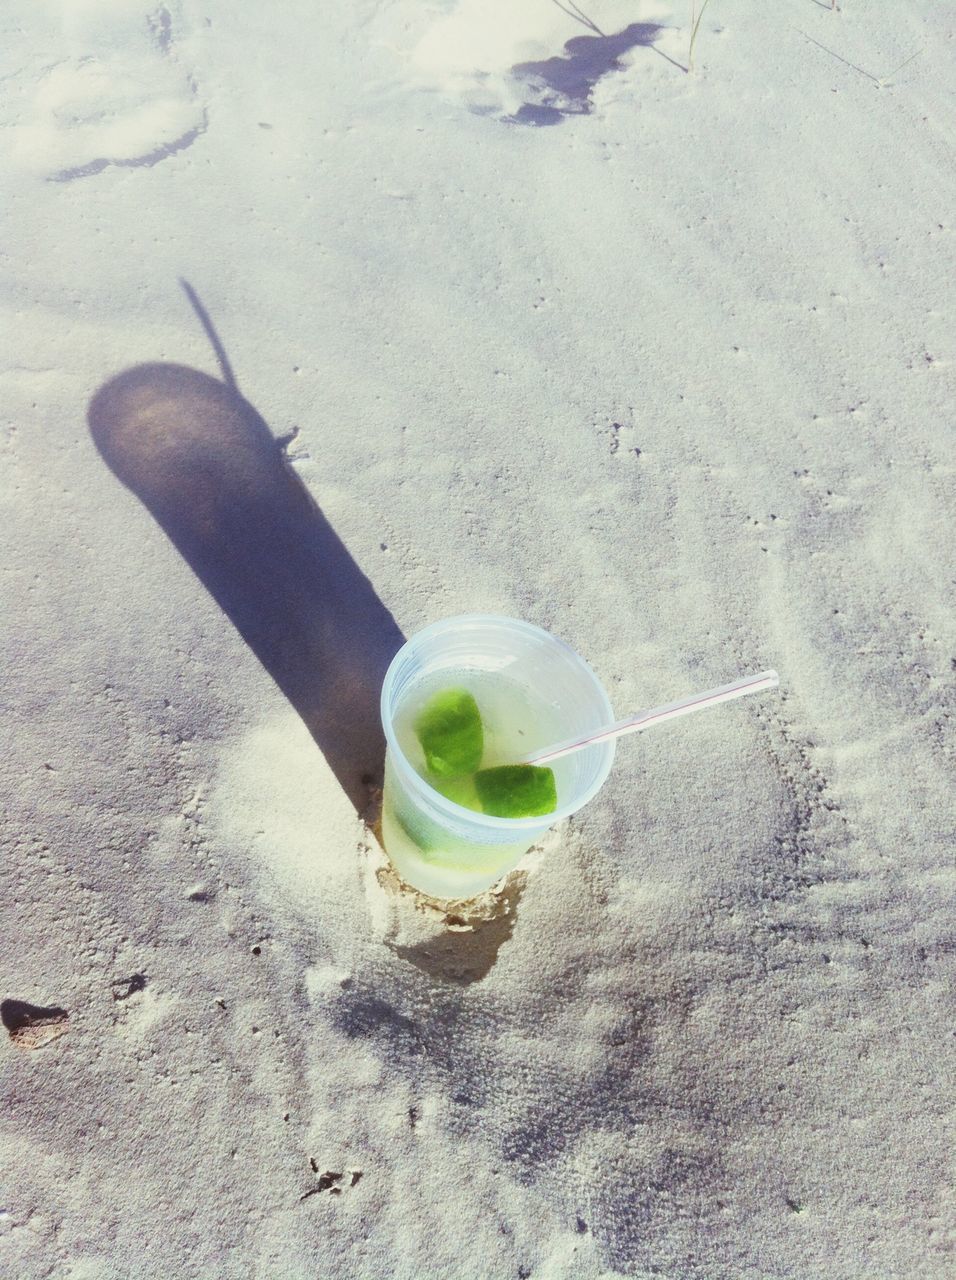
[414,688,484,778]
[473,765,557,818]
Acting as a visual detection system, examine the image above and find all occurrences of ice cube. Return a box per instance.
[414,688,484,778]
[473,765,557,818]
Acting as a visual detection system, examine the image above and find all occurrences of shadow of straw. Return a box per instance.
[88,352,404,811]
[508,22,664,124]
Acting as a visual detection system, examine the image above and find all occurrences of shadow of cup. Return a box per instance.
[89,362,404,809]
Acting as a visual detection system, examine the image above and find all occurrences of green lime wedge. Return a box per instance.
[414,688,484,778]
[473,765,557,818]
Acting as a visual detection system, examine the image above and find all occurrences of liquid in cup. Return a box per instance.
[380,616,615,899]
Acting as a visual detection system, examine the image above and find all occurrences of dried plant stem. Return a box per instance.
[878,49,923,84]
[550,0,605,37]
[797,28,923,87]
[688,0,714,73]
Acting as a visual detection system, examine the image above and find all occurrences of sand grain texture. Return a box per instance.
[1,1,954,1277]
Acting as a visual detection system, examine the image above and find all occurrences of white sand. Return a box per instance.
[2,1,954,1276]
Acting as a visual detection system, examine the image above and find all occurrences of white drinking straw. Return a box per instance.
[522,670,780,766]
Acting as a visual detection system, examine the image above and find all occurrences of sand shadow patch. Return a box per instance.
[507,23,663,125]
[388,880,526,986]
[111,973,147,1001]
[322,825,779,1273]
[88,360,404,809]
[361,813,533,985]
[2,998,70,1050]
[326,925,735,1274]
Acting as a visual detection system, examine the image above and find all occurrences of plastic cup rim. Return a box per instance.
[380,614,616,832]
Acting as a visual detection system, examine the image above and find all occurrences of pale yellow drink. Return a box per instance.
[379,617,616,900]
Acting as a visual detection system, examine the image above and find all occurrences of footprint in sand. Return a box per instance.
[10,1,206,181]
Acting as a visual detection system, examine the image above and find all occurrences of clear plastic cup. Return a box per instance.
[380,615,616,899]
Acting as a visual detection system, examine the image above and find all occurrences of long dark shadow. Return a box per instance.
[88,359,404,810]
